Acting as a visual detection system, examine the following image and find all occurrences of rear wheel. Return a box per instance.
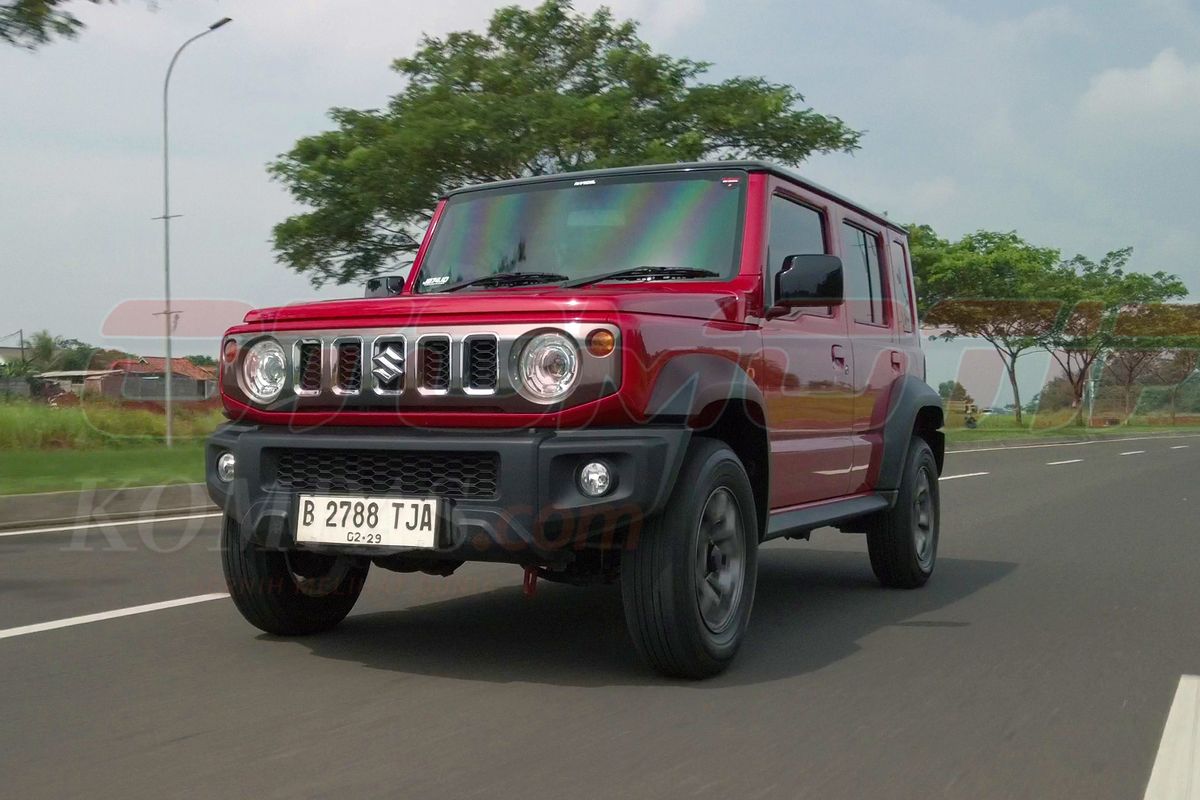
[221,515,368,635]
[867,437,940,588]
[620,438,758,679]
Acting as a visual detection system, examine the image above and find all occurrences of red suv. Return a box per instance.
[208,161,945,678]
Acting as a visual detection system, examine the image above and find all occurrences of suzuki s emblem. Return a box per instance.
[372,344,405,383]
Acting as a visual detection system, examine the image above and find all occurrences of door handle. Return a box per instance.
[831,344,849,374]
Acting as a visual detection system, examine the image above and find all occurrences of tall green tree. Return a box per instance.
[1043,249,1187,424]
[1,0,111,49]
[921,231,1064,425]
[270,0,863,286]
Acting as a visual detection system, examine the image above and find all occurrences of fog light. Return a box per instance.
[578,461,613,497]
[217,452,237,483]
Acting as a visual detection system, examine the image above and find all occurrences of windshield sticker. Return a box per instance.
[422,275,450,286]
[573,179,597,186]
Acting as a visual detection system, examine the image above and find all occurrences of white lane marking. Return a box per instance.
[1047,459,1083,465]
[0,511,221,539]
[1143,675,1200,800]
[1172,446,1191,450]
[1121,450,1147,456]
[0,593,230,641]
[948,434,1200,455]
[939,472,989,481]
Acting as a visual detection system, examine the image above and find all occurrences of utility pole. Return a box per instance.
[157,16,232,447]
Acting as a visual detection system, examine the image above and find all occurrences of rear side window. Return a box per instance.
[889,241,915,332]
[768,194,826,305]
[840,222,885,325]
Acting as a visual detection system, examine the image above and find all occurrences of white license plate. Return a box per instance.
[295,494,439,548]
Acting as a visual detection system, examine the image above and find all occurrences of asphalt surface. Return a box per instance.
[2,434,1199,799]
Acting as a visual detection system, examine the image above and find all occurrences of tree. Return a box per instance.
[185,354,216,368]
[906,223,953,318]
[1043,249,1187,425]
[1103,348,1163,419]
[1,0,112,50]
[937,380,969,402]
[270,0,863,286]
[922,231,1064,426]
[22,330,98,372]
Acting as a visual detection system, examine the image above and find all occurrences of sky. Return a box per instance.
[1,0,1198,403]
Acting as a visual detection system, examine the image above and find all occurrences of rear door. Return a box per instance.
[759,184,856,507]
[837,213,901,493]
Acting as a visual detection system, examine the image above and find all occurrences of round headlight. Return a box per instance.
[241,339,287,403]
[517,332,579,402]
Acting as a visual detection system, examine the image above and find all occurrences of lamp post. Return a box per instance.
[159,16,231,447]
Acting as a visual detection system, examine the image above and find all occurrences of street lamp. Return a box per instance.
[158,16,231,447]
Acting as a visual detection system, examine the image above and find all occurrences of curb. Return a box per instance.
[0,483,218,532]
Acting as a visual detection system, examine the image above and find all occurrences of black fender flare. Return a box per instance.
[646,353,766,423]
[645,354,770,530]
[877,375,945,493]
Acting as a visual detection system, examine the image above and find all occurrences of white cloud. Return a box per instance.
[1077,48,1200,140]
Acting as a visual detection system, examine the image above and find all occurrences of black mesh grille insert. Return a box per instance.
[419,337,450,391]
[465,337,498,391]
[268,449,498,498]
[297,342,322,392]
[335,341,362,393]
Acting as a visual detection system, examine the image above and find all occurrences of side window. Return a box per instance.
[840,222,885,325]
[768,194,826,306]
[890,241,915,333]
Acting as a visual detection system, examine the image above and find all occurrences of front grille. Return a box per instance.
[335,340,362,393]
[465,336,498,392]
[297,342,322,393]
[269,449,499,498]
[419,337,451,392]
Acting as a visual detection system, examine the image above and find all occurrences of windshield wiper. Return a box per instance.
[562,266,720,289]
[439,272,569,293]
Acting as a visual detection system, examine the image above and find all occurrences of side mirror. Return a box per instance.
[772,254,843,313]
[364,276,406,298]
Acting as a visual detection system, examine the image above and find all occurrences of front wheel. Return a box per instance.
[866,437,940,588]
[221,515,369,635]
[620,438,759,679]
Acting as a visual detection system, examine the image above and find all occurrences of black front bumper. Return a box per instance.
[206,423,689,566]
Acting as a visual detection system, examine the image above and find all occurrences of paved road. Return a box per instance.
[2,435,1198,799]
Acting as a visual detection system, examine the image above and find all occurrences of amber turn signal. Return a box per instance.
[586,329,615,357]
[222,338,238,364]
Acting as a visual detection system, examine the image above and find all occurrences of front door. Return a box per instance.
[759,189,856,508]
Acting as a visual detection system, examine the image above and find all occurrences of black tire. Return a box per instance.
[620,438,759,679]
[867,437,940,589]
[221,515,369,635]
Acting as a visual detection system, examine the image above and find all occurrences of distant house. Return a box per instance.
[38,369,121,396]
[86,357,218,401]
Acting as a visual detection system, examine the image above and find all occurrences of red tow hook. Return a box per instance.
[522,566,539,598]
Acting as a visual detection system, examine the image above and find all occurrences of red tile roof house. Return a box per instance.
[86,357,218,401]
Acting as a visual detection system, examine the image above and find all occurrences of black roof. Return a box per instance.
[444,160,906,234]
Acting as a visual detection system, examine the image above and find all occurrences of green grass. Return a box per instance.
[945,414,1200,444]
[0,400,223,449]
[0,444,206,495]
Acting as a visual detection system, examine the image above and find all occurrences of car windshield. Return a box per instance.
[415,170,747,292]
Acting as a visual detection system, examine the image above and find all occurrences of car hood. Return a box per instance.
[241,284,749,328]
